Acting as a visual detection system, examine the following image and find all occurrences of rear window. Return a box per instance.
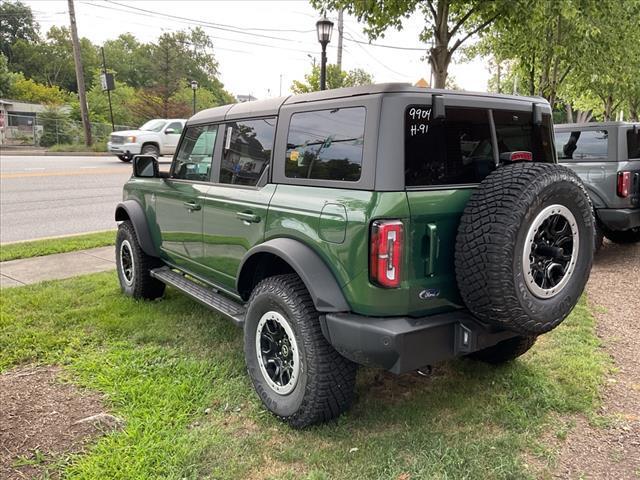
[405,106,553,187]
[555,130,608,160]
[627,128,640,159]
[285,107,365,182]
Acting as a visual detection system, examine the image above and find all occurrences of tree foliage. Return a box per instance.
[0,0,39,61]
[312,0,512,88]
[291,64,373,93]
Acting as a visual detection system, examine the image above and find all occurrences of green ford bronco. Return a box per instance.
[115,84,594,427]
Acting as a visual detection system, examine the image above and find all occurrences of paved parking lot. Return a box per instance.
[0,155,171,243]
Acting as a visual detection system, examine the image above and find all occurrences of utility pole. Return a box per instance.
[101,47,115,131]
[68,0,92,146]
[336,10,344,71]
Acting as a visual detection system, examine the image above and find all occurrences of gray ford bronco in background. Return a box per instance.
[115,84,594,427]
[555,122,640,249]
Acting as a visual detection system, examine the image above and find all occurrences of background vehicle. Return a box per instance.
[115,84,594,428]
[107,118,185,162]
[555,122,640,248]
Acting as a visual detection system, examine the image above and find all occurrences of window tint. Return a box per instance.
[405,106,554,187]
[555,130,608,160]
[405,107,495,186]
[166,121,183,134]
[172,124,217,181]
[220,118,275,186]
[627,128,640,159]
[285,107,365,182]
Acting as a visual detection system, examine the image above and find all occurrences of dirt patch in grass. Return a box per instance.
[0,366,119,479]
[552,240,640,479]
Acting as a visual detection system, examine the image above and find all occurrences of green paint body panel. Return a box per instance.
[122,178,473,318]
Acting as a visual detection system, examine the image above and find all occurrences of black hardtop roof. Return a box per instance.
[188,83,548,125]
[555,121,639,130]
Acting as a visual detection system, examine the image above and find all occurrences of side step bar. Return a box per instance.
[151,267,245,327]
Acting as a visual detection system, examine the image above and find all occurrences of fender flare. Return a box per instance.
[237,238,350,313]
[114,200,159,257]
[584,184,607,210]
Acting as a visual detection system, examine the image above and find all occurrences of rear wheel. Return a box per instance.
[469,336,537,364]
[455,163,594,335]
[602,226,640,244]
[244,274,357,428]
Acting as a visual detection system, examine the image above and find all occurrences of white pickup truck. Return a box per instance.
[107,119,186,162]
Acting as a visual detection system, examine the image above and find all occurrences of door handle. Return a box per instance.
[183,201,201,212]
[236,211,261,224]
[426,223,438,277]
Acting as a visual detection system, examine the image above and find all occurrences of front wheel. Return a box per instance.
[116,221,165,299]
[117,155,131,163]
[244,274,357,428]
[141,144,160,157]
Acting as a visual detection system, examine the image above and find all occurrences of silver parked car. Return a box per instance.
[555,122,640,249]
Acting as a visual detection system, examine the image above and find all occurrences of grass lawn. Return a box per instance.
[0,231,116,262]
[0,273,609,479]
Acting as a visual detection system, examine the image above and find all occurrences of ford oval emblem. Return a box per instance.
[419,288,440,300]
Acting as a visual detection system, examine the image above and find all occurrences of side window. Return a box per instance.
[172,124,217,181]
[405,106,495,186]
[220,118,275,186]
[627,128,640,159]
[556,130,608,160]
[166,121,183,135]
[285,107,365,182]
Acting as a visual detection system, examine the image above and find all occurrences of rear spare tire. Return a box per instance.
[455,163,594,335]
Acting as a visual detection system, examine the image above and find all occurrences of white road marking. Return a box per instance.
[24,167,45,171]
[80,166,98,169]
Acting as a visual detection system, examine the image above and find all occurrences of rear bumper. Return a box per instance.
[597,208,640,230]
[320,310,518,374]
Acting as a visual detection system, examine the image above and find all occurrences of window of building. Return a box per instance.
[172,124,217,181]
[285,107,366,182]
[555,130,609,160]
[220,118,275,186]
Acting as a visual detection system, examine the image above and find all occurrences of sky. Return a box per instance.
[25,0,491,99]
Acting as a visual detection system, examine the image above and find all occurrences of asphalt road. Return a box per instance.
[0,155,171,243]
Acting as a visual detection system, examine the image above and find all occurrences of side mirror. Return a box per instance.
[133,155,160,178]
[164,128,176,134]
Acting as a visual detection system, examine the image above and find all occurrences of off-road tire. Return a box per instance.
[117,155,131,163]
[116,220,165,299]
[141,144,160,157]
[602,226,640,244]
[455,162,594,335]
[469,335,537,364]
[244,274,357,428]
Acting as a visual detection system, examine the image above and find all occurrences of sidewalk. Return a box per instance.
[0,247,115,288]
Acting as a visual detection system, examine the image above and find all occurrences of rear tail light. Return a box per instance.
[617,171,631,197]
[370,220,403,288]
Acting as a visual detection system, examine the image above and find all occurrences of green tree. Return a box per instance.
[291,64,373,93]
[0,0,39,61]
[0,53,12,97]
[477,0,599,110]
[6,72,70,104]
[102,34,154,89]
[312,0,512,88]
[83,72,139,127]
[37,106,76,147]
[10,26,99,92]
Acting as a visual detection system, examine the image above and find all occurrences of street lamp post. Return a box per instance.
[190,80,198,115]
[315,16,334,91]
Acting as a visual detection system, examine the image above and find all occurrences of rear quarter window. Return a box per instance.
[627,128,640,159]
[555,130,608,160]
[285,107,365,182]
